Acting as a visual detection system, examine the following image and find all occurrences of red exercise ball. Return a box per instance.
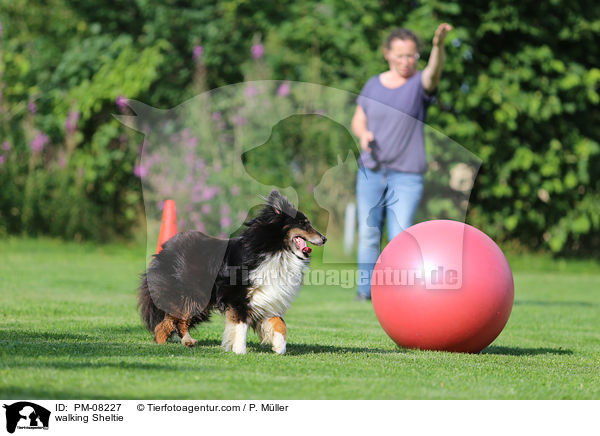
[371,220,514,353]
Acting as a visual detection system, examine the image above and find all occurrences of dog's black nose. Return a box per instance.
[322,235,327,244]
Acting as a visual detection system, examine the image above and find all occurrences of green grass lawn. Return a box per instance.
[0,237,599,399]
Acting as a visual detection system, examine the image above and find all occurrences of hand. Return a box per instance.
[432,23,453,47]
[359,131,374,152]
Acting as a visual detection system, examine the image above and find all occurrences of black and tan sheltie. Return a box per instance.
[138,190,326,355]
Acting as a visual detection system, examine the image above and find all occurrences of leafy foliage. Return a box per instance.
[0,0,598,255]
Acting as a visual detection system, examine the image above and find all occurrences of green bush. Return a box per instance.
[0,0,598,255]
[420,2,600,254]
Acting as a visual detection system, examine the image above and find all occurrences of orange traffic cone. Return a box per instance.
[156,199,178,253]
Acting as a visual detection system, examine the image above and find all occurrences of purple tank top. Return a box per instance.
[356,70,434,173]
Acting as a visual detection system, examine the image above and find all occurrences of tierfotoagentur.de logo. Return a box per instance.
[2,402,51,433]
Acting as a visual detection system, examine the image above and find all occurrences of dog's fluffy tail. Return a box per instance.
[138,273,165,332]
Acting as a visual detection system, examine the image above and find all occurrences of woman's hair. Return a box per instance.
[385,28,422,53]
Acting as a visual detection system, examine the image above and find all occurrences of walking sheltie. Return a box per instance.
[138,190,326,355]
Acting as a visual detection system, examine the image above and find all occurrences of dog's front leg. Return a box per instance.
[222,308,248,355]
[257,317,287,355]
[231,322,248,355]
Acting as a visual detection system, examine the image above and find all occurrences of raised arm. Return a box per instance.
[421,23,453,94]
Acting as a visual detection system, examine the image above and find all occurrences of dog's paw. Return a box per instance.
[221,330,234,351]
[272,332,286,355]
[181,336,198,347]
[153,334,168,345]
[230,323,247,355]
[232,342,247,355]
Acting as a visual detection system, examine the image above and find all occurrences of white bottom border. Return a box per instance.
[1,400,596,436]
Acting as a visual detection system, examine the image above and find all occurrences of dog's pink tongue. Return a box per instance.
[302,246,312,255]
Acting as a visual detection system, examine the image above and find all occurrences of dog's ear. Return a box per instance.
[267,189,281,203]
[266,189,296,217]
[267,190,283,215]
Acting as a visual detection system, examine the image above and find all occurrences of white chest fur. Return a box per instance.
[247,251,308,322]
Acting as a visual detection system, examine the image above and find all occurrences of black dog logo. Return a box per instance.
[3,402,50,434]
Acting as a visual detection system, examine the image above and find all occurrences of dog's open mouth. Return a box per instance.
[293,236,312,257]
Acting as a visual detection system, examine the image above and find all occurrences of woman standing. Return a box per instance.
[352,23,452,301]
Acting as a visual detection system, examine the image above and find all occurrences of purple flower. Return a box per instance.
[230,186,240,196]
[211,112,221,121]
[193,45,204,60]
[116,95,129,111]
[195,159,206,171]
[27,100,38,114]
[64,110,80,133]
[31,133,49,152]
[193,180,205,193]
[201,186,221,201]
[251,44,264,60]
[134,164,149,178]
[2,141,10,151]
[233,116,247,126]
[0,155,5,165]
[187,136,198,150]
[0,22,3,38]
[201,204,212,214]
[244,85,257,97]
[220,216,232,228]
[277,82,290,97]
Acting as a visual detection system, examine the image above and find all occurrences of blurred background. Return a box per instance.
[0,0,598,257]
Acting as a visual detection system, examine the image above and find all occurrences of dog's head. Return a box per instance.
[245,190,327,259]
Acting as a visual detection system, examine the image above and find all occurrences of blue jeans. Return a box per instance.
[356,167,424,297]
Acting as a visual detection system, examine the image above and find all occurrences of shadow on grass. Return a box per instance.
[482,345,573,356]
[0,326,149,342]
[283,343,399,355]
[1,329,398,362]
[0,386,120,400]
[515,300,596,307]
[0,329,227,365]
